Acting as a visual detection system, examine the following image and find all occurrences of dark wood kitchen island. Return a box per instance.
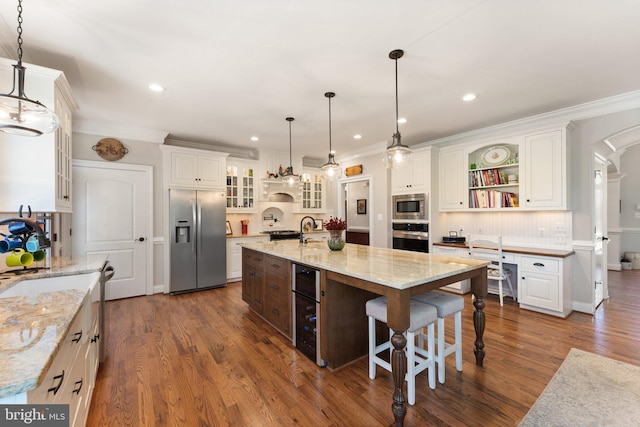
[241,240,489,427]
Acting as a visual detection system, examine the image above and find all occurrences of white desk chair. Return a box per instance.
[366,296,437,405]
[469,235,515,306]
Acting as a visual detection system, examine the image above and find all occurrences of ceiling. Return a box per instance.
[1,0,640,159]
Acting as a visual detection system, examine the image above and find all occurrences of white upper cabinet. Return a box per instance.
[522,129,566,209]
[162,146,228,189]
[296,168,325,213]
[226,159,258,212]
[0,58,77,213]
[438,125,570,212]
[439,147,467,210]
[391,147,431,195]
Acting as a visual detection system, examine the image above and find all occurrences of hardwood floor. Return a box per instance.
[87,270,640,426]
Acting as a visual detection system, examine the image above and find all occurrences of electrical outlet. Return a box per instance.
[555,223,566,232]
[459,225,464,233]
[555,236,566,244]
[538,228,545,236]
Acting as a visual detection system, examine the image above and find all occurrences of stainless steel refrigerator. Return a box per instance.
[169,188,227,293]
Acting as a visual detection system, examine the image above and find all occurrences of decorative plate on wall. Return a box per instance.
[92,138,129,161]
[481,145,511,166]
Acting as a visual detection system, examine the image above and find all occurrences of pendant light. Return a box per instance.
[383,49,412,169]
[0,0,59,136]
[282,117,300,187]
[321,92,342,180]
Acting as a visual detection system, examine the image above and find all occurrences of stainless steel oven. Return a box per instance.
[392,222,429,253]
[392,193,427,222]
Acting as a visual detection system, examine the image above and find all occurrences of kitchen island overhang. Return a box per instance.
[241,240,489,427]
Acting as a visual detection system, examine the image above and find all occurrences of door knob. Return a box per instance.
[137,237,145,242]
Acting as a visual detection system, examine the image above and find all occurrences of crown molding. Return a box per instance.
[74,119,169,144]
[422,90,640,148]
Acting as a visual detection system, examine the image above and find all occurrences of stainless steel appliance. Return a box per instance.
[392,222,429,253]
[99,260,115,364]
[262,230,300,241]
[292,264,326,367]
[169,189,227,293]
[392,193,428,222]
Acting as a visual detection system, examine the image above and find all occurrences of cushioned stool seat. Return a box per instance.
[411,290,464,384]
[366,296,437,405]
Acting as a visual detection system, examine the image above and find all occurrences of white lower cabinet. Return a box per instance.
[26,298,89,427]
[227,236,269,281]
[519,255,571,317]
[432,246,471,293]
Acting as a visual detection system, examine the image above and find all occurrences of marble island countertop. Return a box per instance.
[242,240,489,290]
[0,254,107,399]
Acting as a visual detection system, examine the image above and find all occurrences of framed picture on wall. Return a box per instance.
[357,199,367,214]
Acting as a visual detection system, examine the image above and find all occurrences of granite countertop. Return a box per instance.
[0,254,107,399]
[433,241,575,258]
[242,240,488,290]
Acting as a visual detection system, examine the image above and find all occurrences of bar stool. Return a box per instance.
[411,290,464,384]
[366,296,437,405]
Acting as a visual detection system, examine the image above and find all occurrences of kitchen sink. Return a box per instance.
[0,272,100,299]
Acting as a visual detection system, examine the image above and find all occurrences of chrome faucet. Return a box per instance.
[299,216,316,244]
[0,217,51,249]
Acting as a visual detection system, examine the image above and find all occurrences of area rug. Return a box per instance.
[519,348,640,426]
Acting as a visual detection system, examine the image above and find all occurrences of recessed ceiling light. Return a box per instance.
[149,83,165,92]
[397,118,407,124]
[251,136,259,141]
[353,134,362,140]
[462,93,477,101]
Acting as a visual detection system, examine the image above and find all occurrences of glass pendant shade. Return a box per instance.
[322,152,342,180]
[382,133,412,169]
[281,117,300,187]
[322,91,341,180]
[384,49,412,169]
[0,1,59,136]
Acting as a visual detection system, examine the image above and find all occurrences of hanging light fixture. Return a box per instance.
[383,49,412,169]
[282,117,300,187]
[0,0,59,136]
[321,91,342,180]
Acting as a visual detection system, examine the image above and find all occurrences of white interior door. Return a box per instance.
[72,160,152,300]
[593,160,608,310]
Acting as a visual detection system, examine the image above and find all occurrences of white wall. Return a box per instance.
[72,131,165,291]
[331,151,390,248]
[619,144,640,255]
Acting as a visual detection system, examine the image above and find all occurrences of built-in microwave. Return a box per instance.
[392,193,428,221]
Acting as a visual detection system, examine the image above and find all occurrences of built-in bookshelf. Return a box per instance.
[468,143,519,209]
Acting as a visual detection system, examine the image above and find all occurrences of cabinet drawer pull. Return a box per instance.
[533,262,545,267]
[270,264,280,269]
[91,334,100,343]
[48,370,65,395]
[72,330,83,343]
[271,284,279,290]
[72,378,83,395]
[272,308,280,315]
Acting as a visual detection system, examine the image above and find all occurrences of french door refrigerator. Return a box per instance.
[169,188,227,293]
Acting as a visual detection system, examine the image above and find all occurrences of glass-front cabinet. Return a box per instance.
[298,169,325,212]
[226,159,258,212]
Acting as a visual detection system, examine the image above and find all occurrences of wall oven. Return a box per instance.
[392,193,427,222]
[392,222,429,253]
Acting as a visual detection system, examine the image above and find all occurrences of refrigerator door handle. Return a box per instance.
[191,199,197,258]
[197,197,203,258]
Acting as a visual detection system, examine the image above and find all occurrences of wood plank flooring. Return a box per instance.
[87,270,640,426]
